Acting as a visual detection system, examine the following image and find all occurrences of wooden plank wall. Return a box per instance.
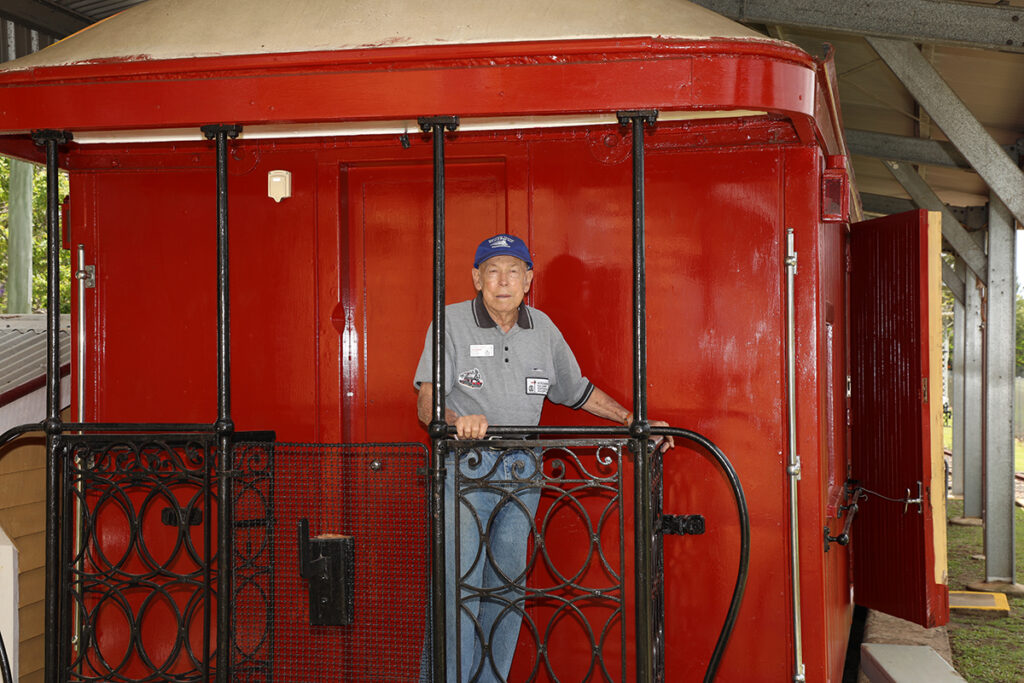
[0,430,46,683]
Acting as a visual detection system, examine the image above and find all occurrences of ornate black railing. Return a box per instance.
[447,439,627,683]
[58,432,218,682]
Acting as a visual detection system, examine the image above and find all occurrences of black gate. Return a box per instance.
[58,432,218,682]
[446,439,627,683]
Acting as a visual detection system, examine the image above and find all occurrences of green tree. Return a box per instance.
[0,155,71,313]
[1016,291,1024,377]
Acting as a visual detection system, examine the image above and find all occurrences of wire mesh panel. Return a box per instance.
[231,442,430,683]
[449,439,627,683]
[60,433,217,683]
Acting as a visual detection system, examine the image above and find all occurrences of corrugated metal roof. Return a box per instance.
[0,314,71,406]
[57,1,145,21]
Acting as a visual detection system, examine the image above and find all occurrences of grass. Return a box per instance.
[943,424,1024,472]
[945,499,1024,682]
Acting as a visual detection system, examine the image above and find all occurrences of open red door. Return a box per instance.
[849,209,949,627]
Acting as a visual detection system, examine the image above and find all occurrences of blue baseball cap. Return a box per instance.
[473,234,533,269]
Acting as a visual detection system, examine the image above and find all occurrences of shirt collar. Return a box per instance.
[472,292,533,330]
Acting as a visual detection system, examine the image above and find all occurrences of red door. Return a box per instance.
[330,158,515,443]
[848,209,948,627]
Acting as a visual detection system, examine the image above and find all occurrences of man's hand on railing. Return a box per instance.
[453,414,489,440]
[647,419,675,453]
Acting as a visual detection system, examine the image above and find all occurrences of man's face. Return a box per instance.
[472,255,534,317]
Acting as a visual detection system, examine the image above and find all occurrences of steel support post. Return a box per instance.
[617,109,658,683]
[7,159,34,313]
[983,195,1016,583]
[418,114,459,683]
[951,258,966,497]
[202,123,241,683]
[963,265,985,519]
[32,128,71,683]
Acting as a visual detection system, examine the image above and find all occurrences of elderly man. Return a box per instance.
[415,233,671,682]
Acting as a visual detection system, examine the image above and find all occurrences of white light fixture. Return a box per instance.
[268,169,292,202]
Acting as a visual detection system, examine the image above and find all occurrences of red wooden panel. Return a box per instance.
[849,210,948,628]
[336,159,511,443]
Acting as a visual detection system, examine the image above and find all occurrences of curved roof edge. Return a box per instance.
[0,0,780,71]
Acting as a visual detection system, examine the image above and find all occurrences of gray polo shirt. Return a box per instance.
[414,294,594,426]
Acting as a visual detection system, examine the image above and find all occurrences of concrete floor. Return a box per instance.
[857,611,954,682]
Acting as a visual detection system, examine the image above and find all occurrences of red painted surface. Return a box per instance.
[0,39,816,137]
[9,32,941,682]
[849,211,949,628]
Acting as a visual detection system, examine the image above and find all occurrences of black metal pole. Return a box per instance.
[32,128,70,683]
[617,110,657,683]
[202,123,241,683]
[418,115,458,683]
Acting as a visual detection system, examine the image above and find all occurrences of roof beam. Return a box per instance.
[0,0,90,39]
[868,37,1024,229]
[883,160,988,285]
[690,0,1024,52]
[860,193,987,231]
[846,129,969,169]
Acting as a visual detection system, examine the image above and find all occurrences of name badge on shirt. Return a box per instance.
[470,344,494,357]
[526,377,550,396]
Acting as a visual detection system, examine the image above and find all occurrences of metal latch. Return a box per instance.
[824,483,865,552]
[662,514,706,536]
[75,264,95,288]
[161,506,202,527]
[75,245,95,288]
[903,481,924,515]
[298,518,355,626]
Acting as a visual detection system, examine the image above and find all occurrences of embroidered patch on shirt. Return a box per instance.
[525,377,550,395]
[459,368,484,389]
[470,344,494,357]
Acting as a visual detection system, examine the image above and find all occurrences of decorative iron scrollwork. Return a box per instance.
[448,438,627,683]
[60,433,217,683]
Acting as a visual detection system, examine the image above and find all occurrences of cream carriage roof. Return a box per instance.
[1,0,770,71]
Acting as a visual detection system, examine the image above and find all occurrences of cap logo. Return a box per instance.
[488,236,511,249]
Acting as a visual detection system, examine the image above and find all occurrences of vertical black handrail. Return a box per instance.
[202,123,241,683]
[418,115,459,683]
[617,110,658,683]
[33,128,71,683]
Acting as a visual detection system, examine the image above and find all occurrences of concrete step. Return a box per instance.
[861,643,965,682]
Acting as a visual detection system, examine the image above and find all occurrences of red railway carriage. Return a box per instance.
[0,0,947,681]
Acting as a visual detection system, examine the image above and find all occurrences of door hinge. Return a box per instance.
[922,377,928,403]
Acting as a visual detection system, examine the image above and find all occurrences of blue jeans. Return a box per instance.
[421,447,541,683]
